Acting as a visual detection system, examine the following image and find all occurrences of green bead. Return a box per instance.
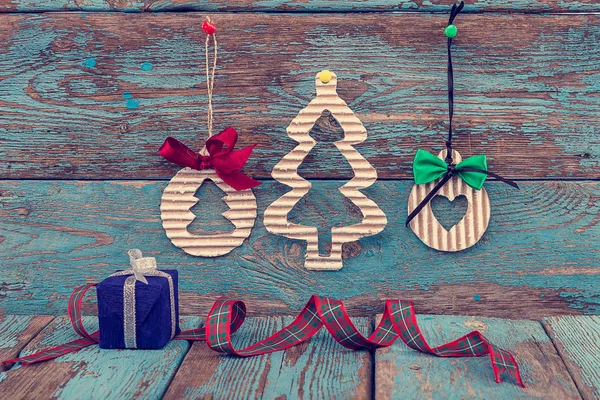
[444,24,457,38]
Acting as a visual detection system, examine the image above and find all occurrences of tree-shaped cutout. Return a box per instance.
[161,169,257,257]
[289,111,362,256]
[296,110,354,178]
[187,181,236,235]
[264,71,387,271]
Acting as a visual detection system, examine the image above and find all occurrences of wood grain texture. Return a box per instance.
[0,316,200,399]
[0,315,53,370]
[160,168,257,257]
[0,180,598,317]
[2,0,600,13]
[165,316,372,399]
[265,71,387,270]
[0,13,599,180]
[543,316,600,400]
[408,150,491,252]
[375,315,581,399]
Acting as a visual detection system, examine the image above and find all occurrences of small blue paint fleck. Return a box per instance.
[82,58,96,68]
[140,62,153,71]
[81,13,87,18]
[126,99,139,109]
[474,294,481,301]
[122,91,133,99]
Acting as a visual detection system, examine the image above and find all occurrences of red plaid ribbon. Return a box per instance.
[2,285,524,387]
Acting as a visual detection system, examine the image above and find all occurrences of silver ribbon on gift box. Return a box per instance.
[108,249,177,349]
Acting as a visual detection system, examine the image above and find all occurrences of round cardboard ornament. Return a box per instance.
[160,168,257,257]
[405,2,517,251]
[407,149,490,252]
[158,17,261,257]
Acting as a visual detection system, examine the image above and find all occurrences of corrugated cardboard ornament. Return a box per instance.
[264,70,387,270]
[159,18,261,257]
[406,2,518,251]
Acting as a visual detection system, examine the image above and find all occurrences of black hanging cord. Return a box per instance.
[405,2,519,228]
[445,1,464,164]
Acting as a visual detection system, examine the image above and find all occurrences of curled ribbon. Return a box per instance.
[159,127,261,191]
[1,289,524,388]
[406,149,519,226]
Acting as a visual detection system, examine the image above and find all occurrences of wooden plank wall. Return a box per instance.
[0,1,598,318]
[1,0,600,12]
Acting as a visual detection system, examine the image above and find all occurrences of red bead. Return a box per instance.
[202,21,217,35]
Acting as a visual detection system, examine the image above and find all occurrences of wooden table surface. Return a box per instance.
[0,313,599,399]
[0,0,598,397]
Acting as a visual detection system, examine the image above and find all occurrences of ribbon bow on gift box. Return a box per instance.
[159,127,261,191]
[126,249,158,284]
[406,149,519,226]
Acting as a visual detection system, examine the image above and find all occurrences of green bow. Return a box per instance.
[412,149,488,190]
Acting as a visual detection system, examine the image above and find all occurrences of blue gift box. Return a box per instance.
[97,269,181,349]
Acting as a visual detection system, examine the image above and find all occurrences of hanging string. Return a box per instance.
[202,16,218,156]
[444,1,464,164]
[405,1,519,227]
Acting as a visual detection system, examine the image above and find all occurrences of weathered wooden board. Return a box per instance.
[165,316,372,399]
[543,316,600,400]
[0,315,53,370]
[0,13,599,180]
[0,316,200,399]
[375,315,581,399]
[1,0,600,13]
[0,180,598,318]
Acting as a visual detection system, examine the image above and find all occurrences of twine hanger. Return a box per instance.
[200,16,218,157]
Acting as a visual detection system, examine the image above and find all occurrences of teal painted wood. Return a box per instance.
[2,0,600,12]
[0,316,201,399]
[0,13,599,179]
[375,315,581,399]
[0,315,53,370]
[543,316,600,400]
[0,180,598,318]
[165,316,372,399]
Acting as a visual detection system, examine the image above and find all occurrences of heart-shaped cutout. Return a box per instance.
[430,194,468,231]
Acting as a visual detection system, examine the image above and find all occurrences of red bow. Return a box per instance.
[159,127,261,191]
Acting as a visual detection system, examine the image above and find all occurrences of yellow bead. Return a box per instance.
[320,70,332,83]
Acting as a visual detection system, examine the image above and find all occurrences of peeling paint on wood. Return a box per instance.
[375,315,581,399]
[0,180,598,317]
[0,316,200,399]
[543,316,600,400]
[164,316,372,399]
[0,13,599,179]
